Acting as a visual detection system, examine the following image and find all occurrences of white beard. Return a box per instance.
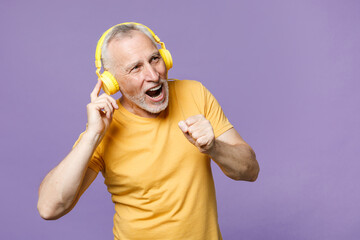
[121,79,169,114]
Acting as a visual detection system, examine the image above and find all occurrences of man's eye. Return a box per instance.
[152,56,160,62]
[131,65,140,72]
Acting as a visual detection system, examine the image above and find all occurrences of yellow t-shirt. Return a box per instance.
[81,80,233,240]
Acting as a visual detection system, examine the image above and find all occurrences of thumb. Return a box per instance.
[178,121,188,133]
[178,121,196,145]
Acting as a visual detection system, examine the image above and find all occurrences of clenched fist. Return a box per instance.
[178,114,215,154]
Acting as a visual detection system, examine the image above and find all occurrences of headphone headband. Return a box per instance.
[95,22,162,72]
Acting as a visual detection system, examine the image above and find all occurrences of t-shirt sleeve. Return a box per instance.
[72,131,105,173]
[201,84,234,138]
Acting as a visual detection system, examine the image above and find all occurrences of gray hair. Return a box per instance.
[101,23,157,72]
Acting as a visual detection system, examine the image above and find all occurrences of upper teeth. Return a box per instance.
[149,85,162,91]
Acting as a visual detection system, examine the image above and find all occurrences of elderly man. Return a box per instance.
[37,23,259,240]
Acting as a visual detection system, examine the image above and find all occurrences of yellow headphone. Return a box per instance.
[95,22,173,95]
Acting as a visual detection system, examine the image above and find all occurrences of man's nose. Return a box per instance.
[144,63,159,82]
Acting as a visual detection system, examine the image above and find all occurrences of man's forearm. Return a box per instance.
[208,140,259,181]
[37,131,101,220]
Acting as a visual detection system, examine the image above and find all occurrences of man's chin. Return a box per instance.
[143,95,169,114]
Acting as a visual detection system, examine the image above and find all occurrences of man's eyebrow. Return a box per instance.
[151,51,161,57]
[125,51,161,71]
[125,60,141,72]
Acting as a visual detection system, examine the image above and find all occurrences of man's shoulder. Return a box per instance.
[167,79,207,108]
[168,79,204,90]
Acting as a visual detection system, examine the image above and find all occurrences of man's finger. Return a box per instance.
[181,130,196,145]
[95,98,115,117]
[178,121,188,133]
[196,136,209,148]
[98,93,119,109]
[185,114,203,126]
[93,101,111,117]
[90,79,103,102]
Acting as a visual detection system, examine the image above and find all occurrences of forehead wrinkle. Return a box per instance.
[108,31,159,73]
[125,50,160,71]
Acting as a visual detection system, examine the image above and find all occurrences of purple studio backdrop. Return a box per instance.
[1,0,359,239]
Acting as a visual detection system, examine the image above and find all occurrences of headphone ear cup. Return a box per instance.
[100,71,119,95]
[159,49,173,70]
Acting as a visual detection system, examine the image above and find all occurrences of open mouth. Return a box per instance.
[145,84,163,99]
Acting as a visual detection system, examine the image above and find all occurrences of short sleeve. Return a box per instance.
[202,84,234,138]
[72,131,105,173]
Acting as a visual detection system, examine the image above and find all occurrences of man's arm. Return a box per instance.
[178,115,259,181]
[37,80,118,219]
[209,127,259,181]
[37,133,100,220]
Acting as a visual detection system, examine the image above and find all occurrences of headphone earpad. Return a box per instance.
[159,49,173,70]
[100,71,119,95]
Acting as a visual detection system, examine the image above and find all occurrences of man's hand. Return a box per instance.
[178,114,215,154]
[86,79,119,137]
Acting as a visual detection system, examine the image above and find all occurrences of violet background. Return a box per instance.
[1,0,359,239]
